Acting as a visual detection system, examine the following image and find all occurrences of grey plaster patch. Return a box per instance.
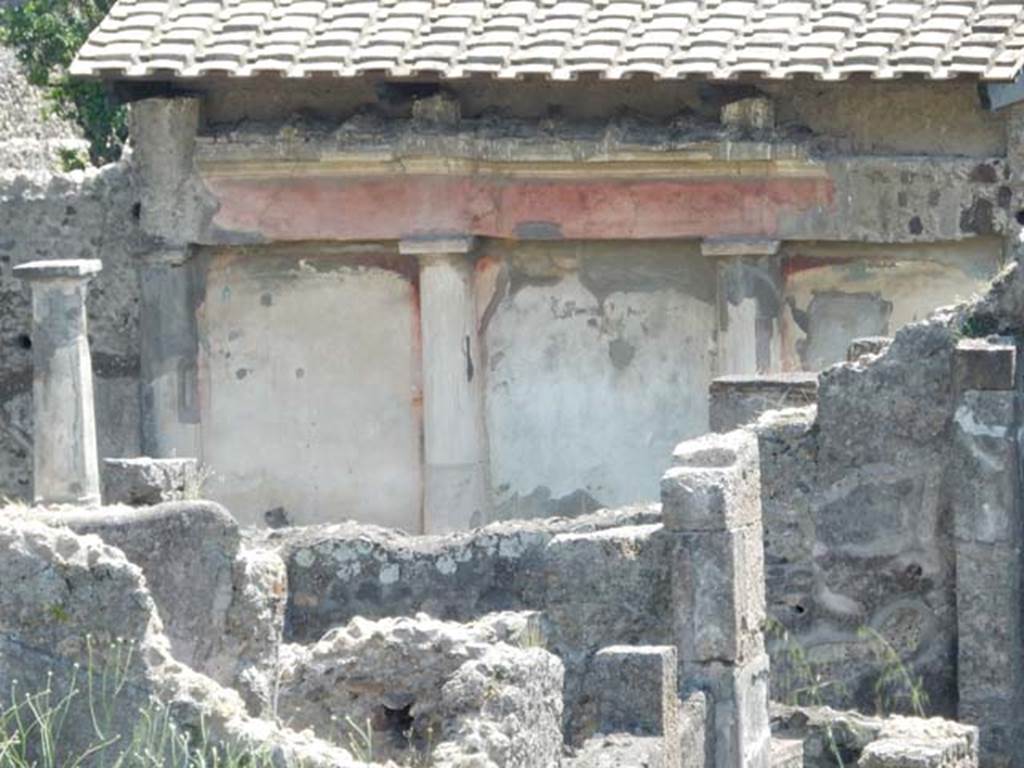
[608,337,636,369]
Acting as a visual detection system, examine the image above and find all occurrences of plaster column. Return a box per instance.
[402,237,489,533]
[14,259,102,505]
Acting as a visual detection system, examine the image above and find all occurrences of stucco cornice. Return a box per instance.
[195,154,828,182]
[193,117,824,180]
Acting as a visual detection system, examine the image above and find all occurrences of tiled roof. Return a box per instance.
[71,0,1024,81]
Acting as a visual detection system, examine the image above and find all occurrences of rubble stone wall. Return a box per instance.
[756,322,963,718]
[266,504,669,739]
[0,45,86,172]
[744,264,1024,766]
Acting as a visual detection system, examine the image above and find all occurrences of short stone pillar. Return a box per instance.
[401,237,489,533]
[14,259,103,505]
[949,337,1023,765]
[661,428,770,768]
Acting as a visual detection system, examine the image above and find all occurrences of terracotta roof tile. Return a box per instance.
[71,0,1024,80]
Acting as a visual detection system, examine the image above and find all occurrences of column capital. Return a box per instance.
[399,235,476,258]
[700,237,780,258]
[14,259,102,282]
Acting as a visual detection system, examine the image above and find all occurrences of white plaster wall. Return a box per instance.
[778,241,1004,371]
[482,244,715,519]
[197,247,422,530]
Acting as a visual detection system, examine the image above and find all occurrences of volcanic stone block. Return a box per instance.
[672,524,766,664]
[680,691,712,768]
[708,374,818,433]
[662,430,761,532]
[953,337,1016,392]
[38,501,242,679]
[858,737,976,768]
[770,738,804,768]
[589,645,678,737]
[956,542,1021,700]
[102,457,200,505]
[951,391,1018,545]
[846,336,891,362]
[671,428,760,470]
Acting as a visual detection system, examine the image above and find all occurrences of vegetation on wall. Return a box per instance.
[0,0,126,166]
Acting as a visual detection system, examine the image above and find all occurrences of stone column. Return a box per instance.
[401,237,489,533]
[131,97,205,461]
[661,428,770,768]
[14,259,103,505]
[949,337,1023,766]
[139,247,201,458]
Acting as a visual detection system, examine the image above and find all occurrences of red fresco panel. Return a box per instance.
[204,173,834,241]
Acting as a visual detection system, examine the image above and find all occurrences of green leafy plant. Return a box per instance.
[0,0,127,165]
[57,146,90,172]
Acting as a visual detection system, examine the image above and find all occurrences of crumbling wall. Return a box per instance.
[0,516,364,767]
[0,163,143,500]
[0,46,87,171]
[0,46,143,502]
[277,611,565,766]
[198,79,1003,159]
[267,504,669,739]
[758,321,961,717]
[772,703,978,768]
[22,500,286,715]
[749,262,1024,767]
[777,241,1003,371]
